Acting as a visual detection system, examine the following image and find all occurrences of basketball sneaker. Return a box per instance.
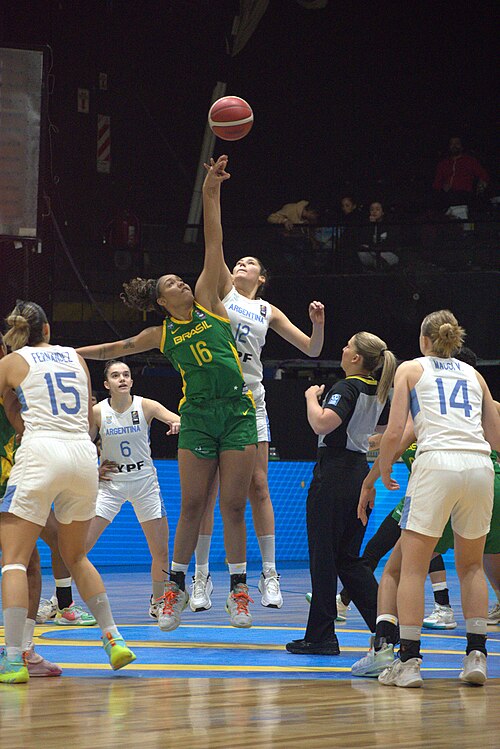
[378,657,423,688]
[189,572,214,612]
[0,649,29,684]
[102,632,136,671]
[258,570,283,608]
[487,602,500,625]
[226,583,253,628]
[24,645,62,677]
[423,603,457,629]
[351,636,395,677]
[158,581,189,632]
[36,595,57,624]
[55,603,97,626]
[305,592,349,622]
[459,650,487,685]
[149,594,164,620]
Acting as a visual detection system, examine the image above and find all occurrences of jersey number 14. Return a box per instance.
[435,377,472,417]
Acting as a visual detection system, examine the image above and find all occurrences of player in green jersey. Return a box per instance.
[77,155,258,630]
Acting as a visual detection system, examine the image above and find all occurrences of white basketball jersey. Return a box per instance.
[99,395,155,479]
[223,286,272,390]
[411,356,490,455]
[15,346,90,434]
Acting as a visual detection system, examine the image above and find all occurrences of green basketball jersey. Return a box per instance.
[0,400,16,499]
[401,442,417,472]
[160,302,247,410]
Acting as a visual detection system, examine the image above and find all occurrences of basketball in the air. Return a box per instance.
[208,96,254,141]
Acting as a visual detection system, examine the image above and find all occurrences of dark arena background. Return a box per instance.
[0,2,499,747]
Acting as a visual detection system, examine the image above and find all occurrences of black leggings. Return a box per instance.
[339,508,444,606]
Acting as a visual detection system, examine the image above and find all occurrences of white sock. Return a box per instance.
[194,535,212,569]
[258,535,276,574]
[22,618,36,651]
[228,563,247,575]
[195,564,209,577]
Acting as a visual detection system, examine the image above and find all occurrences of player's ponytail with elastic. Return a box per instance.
[121,278,165,316]
[421,310,465,358]
[4,300,48,351]
[353,331,396,404]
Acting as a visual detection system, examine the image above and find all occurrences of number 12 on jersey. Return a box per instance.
[435,377,472,417]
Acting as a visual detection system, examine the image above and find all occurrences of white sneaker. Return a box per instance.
[258,571,283,608]
[423,603,457,629]
[305,592,349,622]
[158,581,189,632]
[36,595,57,624]
[225,583,253,628]
[351,636,395,677]
[459,650,487,685]
[378,658,423,688]
[189,572,214,612]
[336,594,350,622]
[487,601,500,625]
[149,594,164,620]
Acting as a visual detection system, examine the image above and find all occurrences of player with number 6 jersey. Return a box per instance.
[86,360,180,622]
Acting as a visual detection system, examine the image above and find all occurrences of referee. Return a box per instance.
[286,331,397,654]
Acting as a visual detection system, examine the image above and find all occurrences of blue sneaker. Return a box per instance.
[0,649,29,684]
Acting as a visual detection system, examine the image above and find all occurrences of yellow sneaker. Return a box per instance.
[0,650,29,684]
[102,632,136,671]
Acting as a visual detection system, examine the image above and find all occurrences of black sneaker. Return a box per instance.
[285,636,340,655]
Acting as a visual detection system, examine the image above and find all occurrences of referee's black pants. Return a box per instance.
[305,448,378,642]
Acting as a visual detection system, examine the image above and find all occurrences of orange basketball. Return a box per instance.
[208,96,254,141]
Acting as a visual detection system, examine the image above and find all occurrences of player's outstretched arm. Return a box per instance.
[196,155,230,315]
[269,301,325,357]
[142,398,181,435]
[76,326,162,361]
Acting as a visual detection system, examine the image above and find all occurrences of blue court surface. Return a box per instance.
[25,565,500,681]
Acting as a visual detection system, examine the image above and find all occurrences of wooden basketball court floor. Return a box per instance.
[1,565,499,748]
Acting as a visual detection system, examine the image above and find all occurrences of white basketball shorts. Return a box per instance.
[96,471,166,524]
[400,450,494,539]
[1,433,98,526]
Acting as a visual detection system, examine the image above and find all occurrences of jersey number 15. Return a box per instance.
[44,372,81,415]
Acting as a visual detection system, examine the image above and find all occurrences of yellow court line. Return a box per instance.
[4,636,497,657]
[27,623,500,640]
[53,662,471,674]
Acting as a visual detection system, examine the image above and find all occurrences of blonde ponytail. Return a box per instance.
[352,331,396,404]
[421,310,465,358]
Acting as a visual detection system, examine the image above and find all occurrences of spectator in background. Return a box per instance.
[358,201,399,271]
[267,200,321,269]
[340,196,363,226]
[433,137,489,213]
[267,200,320,231]
[337,196,364,273]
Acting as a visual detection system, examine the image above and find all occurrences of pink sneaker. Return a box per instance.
[24,645,62,677]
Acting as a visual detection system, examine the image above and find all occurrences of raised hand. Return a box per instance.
[308,301,325,326]
[203,155,231,187]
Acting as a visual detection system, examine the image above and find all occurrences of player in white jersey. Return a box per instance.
[191,255,324,611]
[376,309,500,688]
[0,300,135,683]
[86,360,180,620]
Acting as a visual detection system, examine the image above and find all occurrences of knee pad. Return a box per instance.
[2,564,27,574]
